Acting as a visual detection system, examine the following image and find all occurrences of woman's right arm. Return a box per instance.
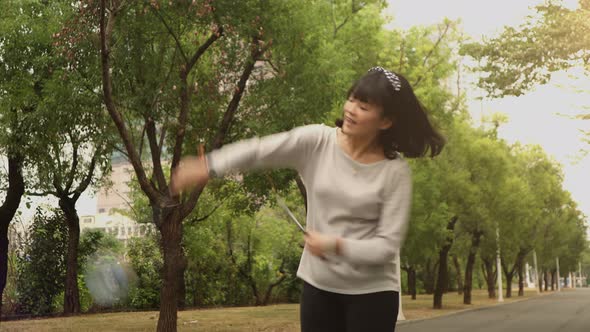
[171,124,324,194]
[207,124,324,178]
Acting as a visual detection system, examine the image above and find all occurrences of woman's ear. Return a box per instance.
[379,117,393,130]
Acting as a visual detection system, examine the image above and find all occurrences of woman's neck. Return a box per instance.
[338,128,383,161]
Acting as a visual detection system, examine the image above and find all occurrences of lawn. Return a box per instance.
[0,289,552,331]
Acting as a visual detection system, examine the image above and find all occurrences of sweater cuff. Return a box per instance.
[206,154,218,178]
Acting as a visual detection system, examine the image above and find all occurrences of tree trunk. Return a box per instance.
[0,154,24,321]
[482,257,496,298]
[262,270,287,305]
[544,270,549,291]
[157,211,185,332]
[423,259,437,294]
[502,259,516,299]
[177,254,187,310]
[463,231,482,304]
[60,198,81,315]
[433,216,458,309]
[505,272,514,298]
[0,221,8,320]
[551,270,556,291]
[408,267,417,300]
[517,256,525,297]
[452,255,463,295]
[226,220,263,306]
[192,283,198,307]
[433,248,450,309]
[538,268,543,293]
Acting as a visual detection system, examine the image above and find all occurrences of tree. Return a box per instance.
[461,0,590,156]
[377,20,462,305]
[127,235,163,310]
[462,1,590,100]
[93,0,390,329]
[16,208,68,315]
[223,189,304,306]
[403,156,451,299]
[1,0,113,314]
[25,77,112,314]
[0,1,61,316]
[0,144,24,320]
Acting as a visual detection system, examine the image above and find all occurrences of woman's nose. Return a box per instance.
[345,104,358,115]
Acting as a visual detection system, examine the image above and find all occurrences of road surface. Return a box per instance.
[398,289,590,332]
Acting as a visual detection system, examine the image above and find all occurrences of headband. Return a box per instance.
[368,66,402,91]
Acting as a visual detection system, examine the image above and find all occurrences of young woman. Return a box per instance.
[171,67,445,331]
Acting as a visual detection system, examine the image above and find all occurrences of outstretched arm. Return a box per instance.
[170,124,324,194]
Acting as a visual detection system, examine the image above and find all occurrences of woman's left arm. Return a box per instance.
[338,163,412,265]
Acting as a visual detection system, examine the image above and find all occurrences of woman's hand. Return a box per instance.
[304,231,342,258]
[170,145,210,195]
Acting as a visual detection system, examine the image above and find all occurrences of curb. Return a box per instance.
[397,291,559,326]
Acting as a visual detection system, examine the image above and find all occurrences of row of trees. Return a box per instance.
[1,0,588,331]
[404,118,588,308]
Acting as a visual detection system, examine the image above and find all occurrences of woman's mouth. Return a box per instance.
[344,116,357,125]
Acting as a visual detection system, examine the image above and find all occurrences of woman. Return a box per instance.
[171,67,445,331]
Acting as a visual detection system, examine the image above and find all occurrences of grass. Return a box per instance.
[0,288,554,331]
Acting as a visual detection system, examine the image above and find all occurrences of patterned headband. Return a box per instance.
[368,66,402,91]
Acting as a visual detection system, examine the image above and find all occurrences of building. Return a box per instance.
[82,152,154,244]
[80,213,153,246]
[97,152,134,215]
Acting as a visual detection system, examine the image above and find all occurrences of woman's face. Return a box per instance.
[342,96,392,138]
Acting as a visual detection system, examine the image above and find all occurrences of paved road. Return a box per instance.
[398,289,590,332]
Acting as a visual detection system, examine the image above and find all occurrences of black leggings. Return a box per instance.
[300,281,399,332]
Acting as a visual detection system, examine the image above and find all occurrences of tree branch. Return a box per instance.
[158,124,167,159]
[333,16,350,38]
[53,173,65,197]
[180,38,270,219]
[423,23,450,67]
[187,199,225,224]
[260,57,281,76]
[111,143,130,160]
[51,140,64,190]
[26,191,58,197]
[138,122,147,160]
[262,258,287,305]
[226,220,258,298]
[0,153,25,217]
[100,0,161,203]
[398,39,406,72]
[187,27,223,72]
[413,22,451,87]
[64,138,80,192]
[146,116,167,191]
[72,149,99,201]
[414,57,447,88]
[211,37,269,150]
[331,0,362,38]
[151,7,188,63]
[171,29,224,170]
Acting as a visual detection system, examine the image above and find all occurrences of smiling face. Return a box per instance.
[341,96,393,139]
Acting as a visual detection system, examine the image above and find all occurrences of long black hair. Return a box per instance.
[336,69,445,159]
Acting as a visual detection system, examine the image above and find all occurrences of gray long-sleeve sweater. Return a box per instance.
[207,124,412,294]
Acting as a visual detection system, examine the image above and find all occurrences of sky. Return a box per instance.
[385,0,590,237]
